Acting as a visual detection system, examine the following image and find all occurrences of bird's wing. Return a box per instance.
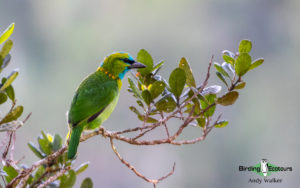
[68,72,118,127]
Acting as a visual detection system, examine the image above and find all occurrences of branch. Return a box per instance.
[110,138,175,187]
[37,166,71,188]
[2,131,14,160]
[7,57,226,187]
[7,147,67,187]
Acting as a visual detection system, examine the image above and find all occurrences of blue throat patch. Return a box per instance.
[118,68,130,80]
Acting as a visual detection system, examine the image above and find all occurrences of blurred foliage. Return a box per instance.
[0,23,93,188]
[0,23,22,132]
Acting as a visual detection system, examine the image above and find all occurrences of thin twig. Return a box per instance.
[7,147,67,187]
[2,131,14,159]
[201,55,214,90]
[229,76,241,91]
[37,166,71,188]
[29,167,61,188]
[1,175,6,187]
[109,138,175,186]
[160,112,170,138]
[132,125,158,141]
[114,122,160,135]
[23,112,32,124]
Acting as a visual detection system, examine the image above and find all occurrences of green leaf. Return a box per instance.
[0,105,23,124]
[67,170,77,187]
[136,100,144,109]
[197,93,207,104]
[26,175,33,185]
[129,106,140,115]
[0,121,23,132]
[0,92,7,104]
[1,77,6,84]
[201,85,222,95]
[1,54,11,69]
[214,63,230,78]
[1,70,19,91]
[183,88,199,104]
[38,137,52,155]
[141,115,158,123]
[169,68,186,98]
[60,175,68,187]
[216,91,239,106]
[60,170,77,188]
[222,50,235,58]
[81,177,93,188]
[141,90,152,105]
[222,62,235,75]
[234,82,246,89]
[41,131,49,141]
[155,94,177,113]
[76,162,90,175]
[152,61,164,75]
[239,39,252,53]
[200,94,216,117]
[52,134,62,152]
[235,53,251,77]
[0,23,15,44]
[143,73,157,87]
[38,131,53,155]
[179,57,196,87]
[216,72,228,87]
[5,85,15,101]
[3,165,18,183]
[0,40,13,59]
[250,58,264,70]
[222,55,235,65]
[129,106,158,123]
[128,78,142,99]
[215,121,229,128]
[196,117,206,128]
[149,81,165,99]
[137,49,153,76]
[33,166,45,182]
[28,142,45,159]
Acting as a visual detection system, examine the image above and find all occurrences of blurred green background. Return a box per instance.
[1,0,299,187]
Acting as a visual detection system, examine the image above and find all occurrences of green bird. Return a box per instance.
[67,52,145,159]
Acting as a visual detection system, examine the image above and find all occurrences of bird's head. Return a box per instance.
[99,52,146,80]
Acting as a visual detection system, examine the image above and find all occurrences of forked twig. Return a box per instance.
[110,138,175,187]
[37,166,71,188]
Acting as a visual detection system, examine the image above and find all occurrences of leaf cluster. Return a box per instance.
[3,131,92,187]
[128,40,263,128]
[0,23,23,133]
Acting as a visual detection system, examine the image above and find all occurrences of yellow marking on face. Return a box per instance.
[117,78,122,89]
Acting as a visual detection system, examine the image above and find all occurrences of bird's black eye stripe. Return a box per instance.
[121,58,135,64]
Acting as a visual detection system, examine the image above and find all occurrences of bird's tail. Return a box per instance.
[67,124,84,159]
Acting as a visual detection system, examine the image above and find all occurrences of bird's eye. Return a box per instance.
[122,58,134,64]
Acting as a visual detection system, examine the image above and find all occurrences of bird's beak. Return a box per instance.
[128,61,146,69]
